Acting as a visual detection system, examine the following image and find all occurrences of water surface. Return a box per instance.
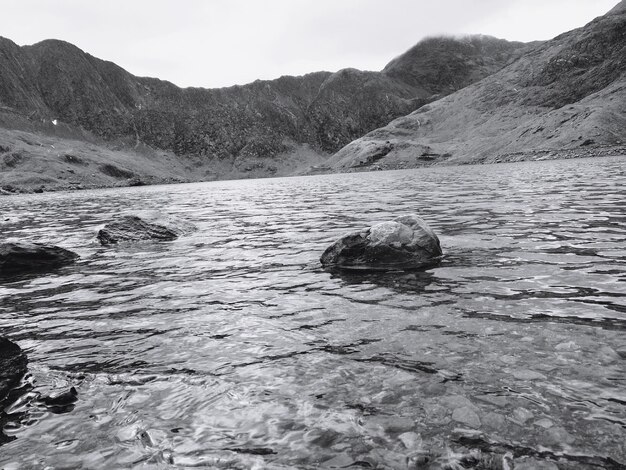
[1,156,625,469]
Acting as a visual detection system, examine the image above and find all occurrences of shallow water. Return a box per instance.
[0,156,625,469]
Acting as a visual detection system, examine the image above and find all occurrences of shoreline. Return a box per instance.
[1,144,624,196]
[311,144,626,175]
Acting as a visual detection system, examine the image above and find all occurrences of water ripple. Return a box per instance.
[0,156,625,468]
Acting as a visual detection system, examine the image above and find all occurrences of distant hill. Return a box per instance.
[327,2,626,171]
[0,34,526,191]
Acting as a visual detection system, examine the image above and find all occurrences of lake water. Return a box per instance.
[0,156,625,469]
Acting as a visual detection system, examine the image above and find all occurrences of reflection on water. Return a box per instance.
[0,156,625,469]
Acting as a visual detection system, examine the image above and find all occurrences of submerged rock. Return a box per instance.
[38,386,78,414]
[41,387,78,407]
[321,214,442,270]
[452,406,481,428]
[0,242,79,275]
[97,214,196,245]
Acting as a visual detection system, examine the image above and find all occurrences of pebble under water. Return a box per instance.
[0,156,625,469]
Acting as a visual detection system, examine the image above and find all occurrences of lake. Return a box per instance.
[1,156,625,469]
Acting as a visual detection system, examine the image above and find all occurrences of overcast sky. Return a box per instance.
[2,0,618,88]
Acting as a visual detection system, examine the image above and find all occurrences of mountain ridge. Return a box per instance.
[2,2,624,192]
[326,3,626,171]
[0,33,527,191]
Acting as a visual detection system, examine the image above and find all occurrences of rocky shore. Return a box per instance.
[306,144,626,175]
[1,145,623,195]
[458,144,626,166]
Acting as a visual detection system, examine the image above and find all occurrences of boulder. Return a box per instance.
[0,242,79,275]
[0,337,27,401]
[97,214,196,245]
[320,214,442,270]
[0,337,27,445]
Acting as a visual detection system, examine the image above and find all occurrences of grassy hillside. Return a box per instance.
[326,2,626,172]
[0,34,526,191]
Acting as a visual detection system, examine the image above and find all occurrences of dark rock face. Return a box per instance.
[97,214,196,245]
[383,35,527,93]
[0,242,79,275]
[321,215,442,270]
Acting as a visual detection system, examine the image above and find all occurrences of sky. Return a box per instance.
[2,0,619,89]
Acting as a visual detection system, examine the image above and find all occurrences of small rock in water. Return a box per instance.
[451,406,481,428]
[499,355,518,365]
[365,448,407,469]
[511,407,534,424]
[305,428,341,448]
[515,457,560,469]
[320,214,442,270]
[321,452,353,468]
[398,431,422,450]
[476,394,508,407]
[555,341,580,351]
[367,415,415,434]
[421,382,447,397]
[0,242,78,275]
[41,386,78,406]
[597,346,620,364]
[97,213,197,245]
[534,418,554,429]
[422,402,451,425]
[117,425,140,442]
[440,394,477,410]
[138,429,155,448]
[39,386,78,414]
[482,412,506,429]
[512,369,546,381]
[543,426,576,446]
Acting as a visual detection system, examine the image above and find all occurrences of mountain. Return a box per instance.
[327,2,626,171]
[0,34,526,192]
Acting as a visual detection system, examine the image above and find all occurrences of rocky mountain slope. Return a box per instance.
[327,2,626,171]
[0,34,526,191]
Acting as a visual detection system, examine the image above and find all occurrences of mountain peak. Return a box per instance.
[382,35,527,93]
[608,0,626,14]
[328,3,626,171]
[26,39,87,57]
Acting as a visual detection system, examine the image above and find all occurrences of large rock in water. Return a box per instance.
[0,242,79,275]
[97,214,196,245]
[321,214,442,270]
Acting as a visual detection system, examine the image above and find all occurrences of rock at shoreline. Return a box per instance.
[321,214,442,270]
[97,214,197,245]
[0,242,79,275]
